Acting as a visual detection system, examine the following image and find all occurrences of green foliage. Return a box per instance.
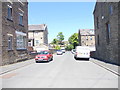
[68,33,79,48]
[57,32,64,45]
[65,44,74,51]
[51,32,64,46]
[51,38,58,45]
[55,45,61,50]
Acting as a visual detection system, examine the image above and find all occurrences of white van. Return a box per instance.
[74,46,90,60]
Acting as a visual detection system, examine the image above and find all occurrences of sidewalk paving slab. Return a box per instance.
[0,59,34,75]
[90,58,120,76]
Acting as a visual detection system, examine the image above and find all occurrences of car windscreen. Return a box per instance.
[38,51,49,55]
[73,49,76,52]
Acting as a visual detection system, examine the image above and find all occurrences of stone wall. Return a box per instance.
[118,2,120,65]
[93,2,119,65]
[2,2,28,65]
[81,35,95,46]
[0,1,2,66]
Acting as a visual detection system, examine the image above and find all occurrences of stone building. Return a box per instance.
[28,24,48,51]
[78,29,95,46]
[1,0,28,65]
[93,1,120,65]
[0,1,2,66]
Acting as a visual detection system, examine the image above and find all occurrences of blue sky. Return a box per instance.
[28,2,96,43]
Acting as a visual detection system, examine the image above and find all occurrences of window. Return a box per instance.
[8,36,12,50]
[7,5,12,20]
[86,36,88,40]
[35,32,38,35]
[106,22,111,44]
[35,40,39,45]
[109,5,113,15]
[16,31,27,49]
[97,35,99,46]
[28,42,32,46]
[90,36,92,40]
[19,13,23,25]
[96,17,99,29]
[82,41,84,43]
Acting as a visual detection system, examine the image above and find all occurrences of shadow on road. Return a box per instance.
[35,60,53,63]
[74,58,89,61]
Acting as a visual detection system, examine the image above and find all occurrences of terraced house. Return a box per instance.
[28,24,48,52]
[78,29,95,46]
[93,1,120,65]
[1,0,28,65]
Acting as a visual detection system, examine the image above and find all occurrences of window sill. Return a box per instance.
[16,49,27,51]
[19,24,24,27]
[7,49,13,51]
[7,18,13,22]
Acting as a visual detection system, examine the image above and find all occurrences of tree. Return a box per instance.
[55,45,61,50]
[51,38,58,45]
[57,32,64,45]
[65,44,74,51]
[68,33,79,49]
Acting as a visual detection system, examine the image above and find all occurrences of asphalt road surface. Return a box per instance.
[1,52,118,88]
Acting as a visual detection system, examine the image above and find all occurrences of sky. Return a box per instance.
[28,2,96,43]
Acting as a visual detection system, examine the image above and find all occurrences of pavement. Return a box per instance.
[0,59,34,75]
[90,58,120,76]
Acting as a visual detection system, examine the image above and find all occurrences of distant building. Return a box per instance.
[1,1,28,65]
[93,1,120,65]
[28,24,48,51]
[78,29,95,46]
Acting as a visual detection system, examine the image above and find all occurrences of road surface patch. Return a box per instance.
[0,73,18,79]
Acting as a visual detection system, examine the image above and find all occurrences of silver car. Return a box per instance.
[71,49,76,54]
[56,50,63,55]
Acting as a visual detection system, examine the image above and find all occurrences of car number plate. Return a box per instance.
[38,59,43,60]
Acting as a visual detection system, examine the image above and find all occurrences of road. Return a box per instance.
[1,52,118,88]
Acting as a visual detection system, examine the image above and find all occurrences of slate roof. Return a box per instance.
[28,24,47,31]
[79,29,95,35]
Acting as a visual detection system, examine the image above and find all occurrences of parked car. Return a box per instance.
[71,49,76,54]
[56,50,63,55]
[35,50,53,63]
[74,46,90,60]
[61,47,66,53]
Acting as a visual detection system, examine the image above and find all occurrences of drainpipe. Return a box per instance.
[33,31,34,46]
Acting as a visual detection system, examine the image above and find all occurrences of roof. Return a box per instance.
[79,29,95,35]
[93,2,97,14]
[28,24,47,31]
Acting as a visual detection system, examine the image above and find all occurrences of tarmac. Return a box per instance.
[0,58,119,76]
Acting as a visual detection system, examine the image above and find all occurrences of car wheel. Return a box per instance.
[74,56,77,60]
[36,61,38,63]
[51,57,53,61]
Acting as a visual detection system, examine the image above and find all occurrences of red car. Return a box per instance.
[35,50,53,63]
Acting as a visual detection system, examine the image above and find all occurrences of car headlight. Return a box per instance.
[36,56,39,58]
